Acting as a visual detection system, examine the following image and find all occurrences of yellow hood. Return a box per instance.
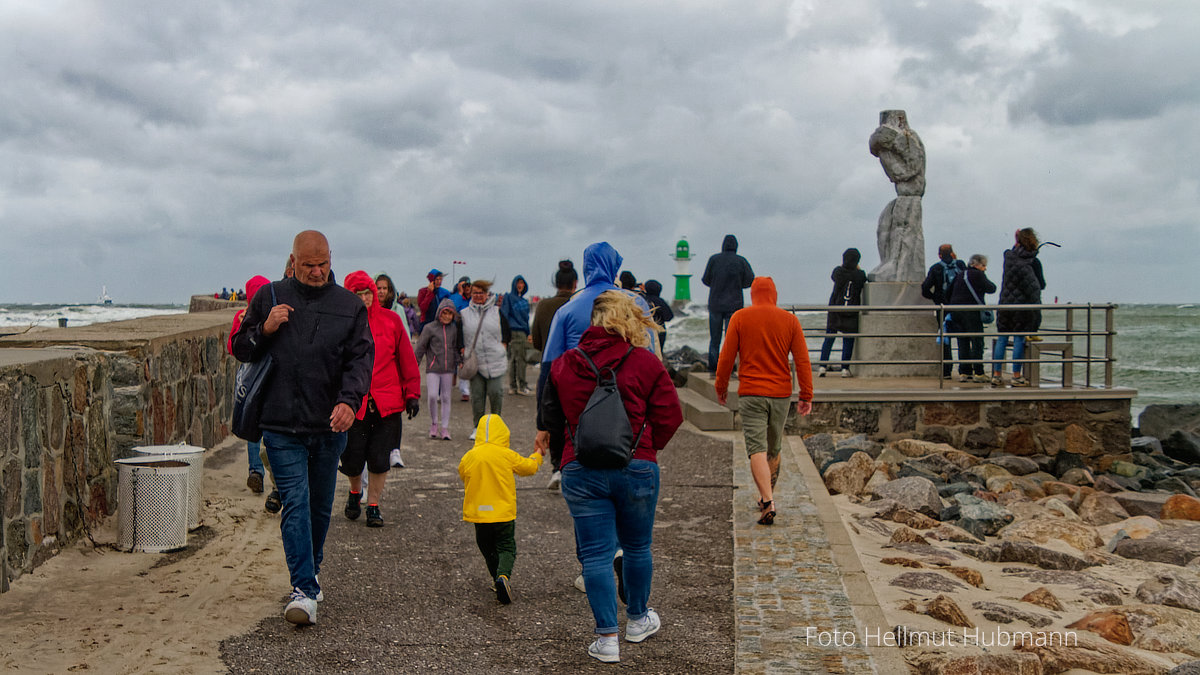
[473,414,510,449]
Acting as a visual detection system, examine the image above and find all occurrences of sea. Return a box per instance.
[1,302,1194,421]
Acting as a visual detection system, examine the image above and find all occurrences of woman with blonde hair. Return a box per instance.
[541,290,683,663]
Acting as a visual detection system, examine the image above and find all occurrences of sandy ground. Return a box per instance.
[0,437,286,675]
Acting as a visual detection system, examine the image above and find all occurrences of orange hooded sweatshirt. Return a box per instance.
[714,277,813,401]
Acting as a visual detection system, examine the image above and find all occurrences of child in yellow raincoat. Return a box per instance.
[458,414,544,604]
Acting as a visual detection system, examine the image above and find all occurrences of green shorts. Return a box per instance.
[740,395,790,458]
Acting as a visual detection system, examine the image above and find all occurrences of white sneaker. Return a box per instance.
[574,574,587,593]
[315,575,324,602]
[625,608,660,643]
[547,471,562,490]
[841,369,852,378]
[588,637,620,663]
[284,588,317,625]
[818,366,827,377]
[390,448,404,468]
[469,429,477,441]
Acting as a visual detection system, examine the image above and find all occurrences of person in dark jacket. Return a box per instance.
[541,291,683,663]
[500,275,533,396]
[947,254,996,382]
[530,260,578,486]
[819,248,867,377]
[921,244,967,378]
[992,228,1046,386]
[641,279,674,352]
[701,234,754,372]
[231,230,374,626]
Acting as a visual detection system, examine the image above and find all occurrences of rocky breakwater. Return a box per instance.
[809,404,1200,674]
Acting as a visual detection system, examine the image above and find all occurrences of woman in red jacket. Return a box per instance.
[341,271,422,528]
[541,291,683,663]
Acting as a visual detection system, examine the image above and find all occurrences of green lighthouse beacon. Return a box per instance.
[671,237,694,308]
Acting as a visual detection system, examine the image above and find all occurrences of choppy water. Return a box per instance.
[0,303,186,330]
[664,302,1198,420]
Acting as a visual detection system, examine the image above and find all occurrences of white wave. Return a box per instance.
[0,305,185,328]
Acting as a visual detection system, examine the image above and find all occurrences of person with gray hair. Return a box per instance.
[947,253,996,382]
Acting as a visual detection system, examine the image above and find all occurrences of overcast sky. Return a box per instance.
[1,0,1197,305]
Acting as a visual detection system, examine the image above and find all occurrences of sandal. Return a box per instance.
[756,499,776,526]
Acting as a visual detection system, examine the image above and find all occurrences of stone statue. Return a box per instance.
[868,110,926,282]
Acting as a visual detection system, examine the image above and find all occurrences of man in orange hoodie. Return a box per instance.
[714,277,813,525]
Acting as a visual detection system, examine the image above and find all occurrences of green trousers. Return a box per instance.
[474,520,517,580]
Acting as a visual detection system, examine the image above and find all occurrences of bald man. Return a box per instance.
[232,230,374,626]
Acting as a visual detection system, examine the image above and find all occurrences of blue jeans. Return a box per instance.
[262,430,347,598]
[561,459,660,634]
[708,310,736,372]
[247,440,264,475]
[992,335,1027,376]
[819,334,855,367]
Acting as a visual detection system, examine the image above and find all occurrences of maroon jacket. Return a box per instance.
[543,326,683,466]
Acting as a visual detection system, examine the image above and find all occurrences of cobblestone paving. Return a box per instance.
[731,433,878,675]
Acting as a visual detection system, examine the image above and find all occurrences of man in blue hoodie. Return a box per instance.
[500,275,532,396]
[535,241,655,471]
[702,234,754,372]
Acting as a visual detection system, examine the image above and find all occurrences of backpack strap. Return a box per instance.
[575,345,634,382]
[570,345,647,449]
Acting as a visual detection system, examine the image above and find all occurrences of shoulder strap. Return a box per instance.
[961,270,986,305]
[574,345,634,382]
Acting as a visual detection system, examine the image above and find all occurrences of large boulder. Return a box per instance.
[803,433,836,468]
[1065,610,1132,645]
[1077,492,1132,526]
[872,476,944,518]
[1096,515,1163,542]
[1122,604,1200,658]
[989,454,1041,476]
[971,601,1055,627]
[1164,430,1200,465]
[1021,586,1064,611]
[999,517,1102,552]
[1113,524,1200,566]
[1135,573,1200,613]
[894,438,957,458]
[956,541,1095,571]
[822,451,875,496]
[1111,491,1172,519]
[1017,637,1178,674]
[835,434,883,458]
[1139,403,1200,440]
[1004,568,1124,605]
[1162,494,1200,521]
[889,571,969,593]
[954,493,1014,536]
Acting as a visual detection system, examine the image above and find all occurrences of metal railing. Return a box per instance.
[781,303,1118,389]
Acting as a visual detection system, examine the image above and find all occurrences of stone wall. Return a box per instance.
[0,310,240,590]
[790,397,1132,463]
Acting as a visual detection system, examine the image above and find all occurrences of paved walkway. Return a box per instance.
[727,428,903,675]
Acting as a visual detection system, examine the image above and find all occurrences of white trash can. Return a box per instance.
[133,444,204,530]
[115,457,189,553]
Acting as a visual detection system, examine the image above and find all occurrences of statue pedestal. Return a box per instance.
[852,282,940,378]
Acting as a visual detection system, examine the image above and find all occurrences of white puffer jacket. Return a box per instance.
[461,296,508,379]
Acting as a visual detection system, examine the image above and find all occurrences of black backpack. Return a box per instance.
[571,346,646,469]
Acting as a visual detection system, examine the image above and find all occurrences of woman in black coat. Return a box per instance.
[948,254,996,381]
[992,228,1046,386]
[819,248,867,377]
